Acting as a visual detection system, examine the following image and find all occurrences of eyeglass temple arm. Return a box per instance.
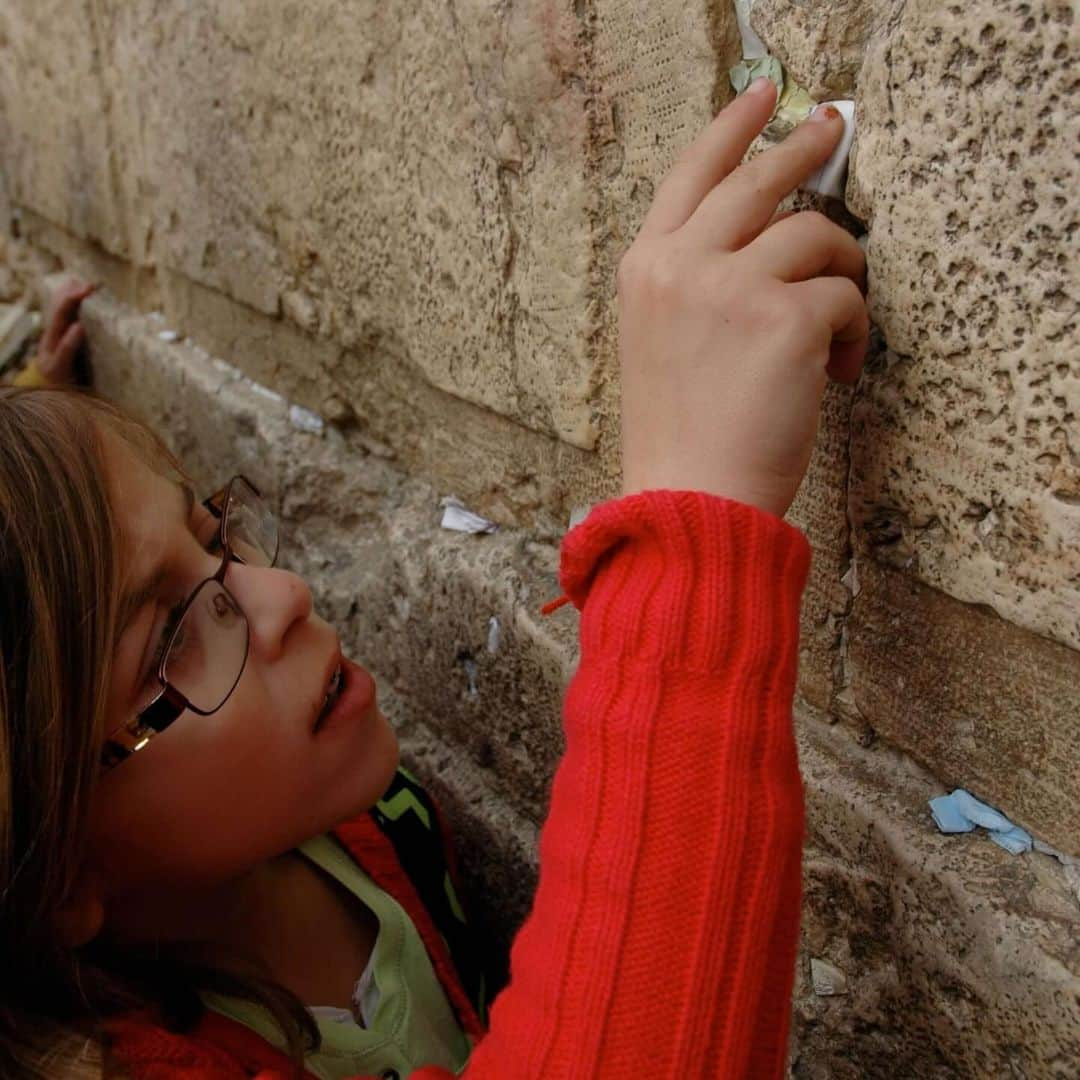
[139,684,187,733]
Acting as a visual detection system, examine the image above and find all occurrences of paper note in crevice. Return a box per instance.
[440,497,498,535]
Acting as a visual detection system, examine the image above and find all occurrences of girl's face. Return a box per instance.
[86,438,399,901]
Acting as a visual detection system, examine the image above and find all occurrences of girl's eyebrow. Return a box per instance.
[116,481,196,637]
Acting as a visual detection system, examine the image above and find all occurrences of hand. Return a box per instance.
[617,80,868,518]
[37,278,96,384]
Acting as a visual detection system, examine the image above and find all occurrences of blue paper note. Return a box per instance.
[929,789,1033,855]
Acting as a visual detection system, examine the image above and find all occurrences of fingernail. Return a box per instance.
[809,104,841,123]
[746,76,775,96]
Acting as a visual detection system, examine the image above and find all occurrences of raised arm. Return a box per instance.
[417,80,867,1079]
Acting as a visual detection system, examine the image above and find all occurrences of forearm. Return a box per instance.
[458,489,811,1078]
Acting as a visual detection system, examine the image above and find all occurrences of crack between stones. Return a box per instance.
[832,381,864,727]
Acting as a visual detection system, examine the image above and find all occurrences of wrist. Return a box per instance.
[560,489,811,667]
[620,478,791,520]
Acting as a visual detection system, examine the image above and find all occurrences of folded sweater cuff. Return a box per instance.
[558,490,812,669]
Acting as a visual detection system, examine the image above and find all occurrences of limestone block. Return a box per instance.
[154,267,596,528]
[844,559,1080,854]
[0,0,129,254]
[97,0,597,447]
[793,717,1079,1078]
[846,0,1080,648]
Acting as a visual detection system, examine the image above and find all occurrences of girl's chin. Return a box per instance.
[322,710,400,817]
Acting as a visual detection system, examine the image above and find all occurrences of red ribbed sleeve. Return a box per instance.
[452,489,812,1078]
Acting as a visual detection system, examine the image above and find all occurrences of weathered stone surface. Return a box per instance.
[0,1,130,254]
[742,1,1080,652]
[750,0,877,100]
[155,268,596,528]
[841,558,1080,853]
[790,381,859,714]
[93,0,597,447]
[846,0,1080,649]
[794,716,1079,1079]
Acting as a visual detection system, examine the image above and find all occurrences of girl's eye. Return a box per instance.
[197,514,224,555]
[141,517,219,690]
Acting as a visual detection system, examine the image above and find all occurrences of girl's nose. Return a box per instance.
[225,562,313,661]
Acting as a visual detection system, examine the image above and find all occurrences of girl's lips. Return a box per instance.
[313,657,377,735]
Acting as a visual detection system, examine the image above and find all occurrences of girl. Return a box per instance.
[0,80,867,1079]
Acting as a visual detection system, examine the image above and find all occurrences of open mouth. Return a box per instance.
[313,662,344,731]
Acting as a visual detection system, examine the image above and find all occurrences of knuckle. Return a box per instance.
[792,211,843,251]
[771,293,816,338]
[794,209,830,234]
[618,244,690,302]
[645,248,686,296]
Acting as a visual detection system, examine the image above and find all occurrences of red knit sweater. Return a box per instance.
[107,490,811,1078]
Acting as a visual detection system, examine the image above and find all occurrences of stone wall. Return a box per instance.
[2,0,1076,1073]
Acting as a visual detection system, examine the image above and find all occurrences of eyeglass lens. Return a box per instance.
[163,581,249,712]
[159,479,278,714]
[225,477,279,568]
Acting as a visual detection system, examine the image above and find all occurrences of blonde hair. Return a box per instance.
[0,386,314,1078]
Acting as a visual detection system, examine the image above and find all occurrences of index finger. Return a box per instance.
[637,78,777,241]
[686,106,847,250]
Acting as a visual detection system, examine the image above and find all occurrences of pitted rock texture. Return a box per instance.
[3,1,599,447]
[734,0,1079,849]
[750,0,877,100]
[747,1,1080,647]
[0,1,126,252]
[847,0,1080,651]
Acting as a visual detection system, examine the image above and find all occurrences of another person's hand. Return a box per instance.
[617,79,868,519]
[37,278,96,384]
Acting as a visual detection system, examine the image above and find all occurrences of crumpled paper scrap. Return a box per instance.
[729,56,817,139]
[440,496,498,535]
[930,789,1078,867]
[810,958,847,997]
[733,0,768,60]
[930,788,1033,854]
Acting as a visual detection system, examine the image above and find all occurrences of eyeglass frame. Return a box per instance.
[100,475,279,770]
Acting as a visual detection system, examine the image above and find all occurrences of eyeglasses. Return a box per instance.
[101,476,279,771]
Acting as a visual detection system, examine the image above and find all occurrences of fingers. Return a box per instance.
[767,209,798,227]
[38,278,94,384]
[37,323,85,383]
[42,280,96,352]
[745,211,866,291]
[791,276,870,385]
[51,281,96,330]
[826,335,869,386]
[55,322,86,370]
[685,106,847,250]
[637,78,777,240]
